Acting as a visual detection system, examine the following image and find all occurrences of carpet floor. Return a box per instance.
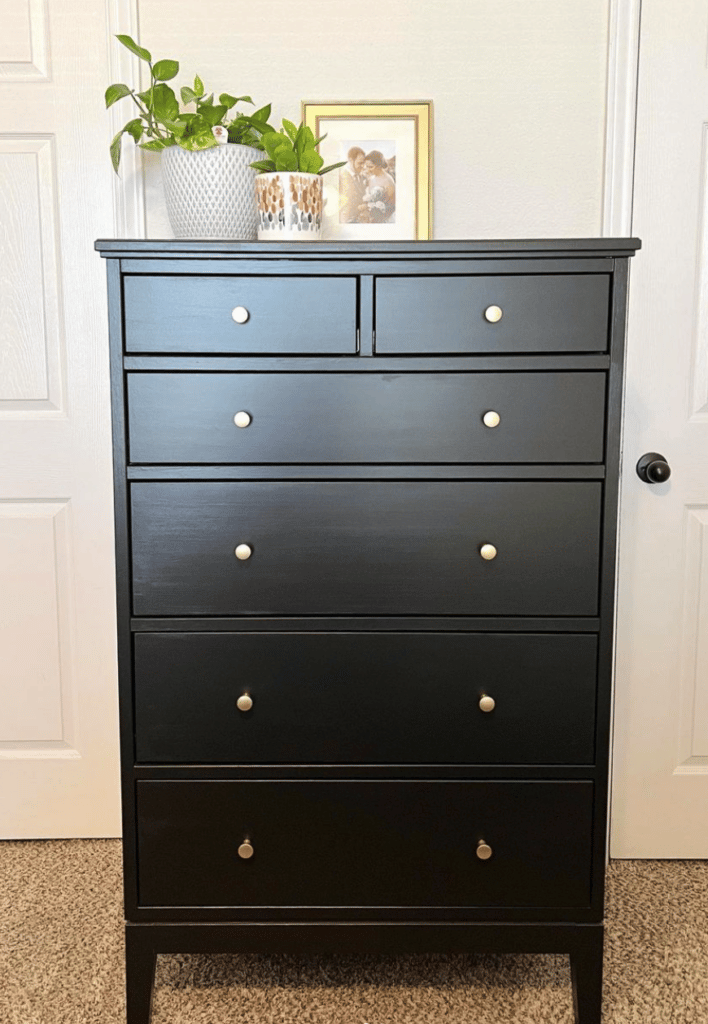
[0,840,706,1023]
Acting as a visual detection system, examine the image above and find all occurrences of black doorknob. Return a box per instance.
[636,452,671,484]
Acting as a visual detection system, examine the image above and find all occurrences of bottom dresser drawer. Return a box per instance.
[136,780,593,909]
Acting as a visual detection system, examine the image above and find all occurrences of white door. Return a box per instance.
[0,1,121,836]
[612,0,708,856]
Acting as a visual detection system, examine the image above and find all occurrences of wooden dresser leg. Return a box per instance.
[570,927,604,1024]
[125,926,156,1024]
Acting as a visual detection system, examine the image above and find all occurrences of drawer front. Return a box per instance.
[127,372,606,465]
[130,481,602,616]
[123,275,357,354]
[136,780,594,908]
[375,275,610,354]
[134,632,597,764]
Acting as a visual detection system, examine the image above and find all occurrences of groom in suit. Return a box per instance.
[339,146,367,223]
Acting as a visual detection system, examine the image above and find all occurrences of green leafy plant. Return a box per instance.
[105,35,271,172]
[250,120,346,176]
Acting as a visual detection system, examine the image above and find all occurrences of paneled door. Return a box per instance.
[612,0,708,856]
[0,1,121,835]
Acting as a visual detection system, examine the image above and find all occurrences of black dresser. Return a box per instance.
[97,238,640,1024]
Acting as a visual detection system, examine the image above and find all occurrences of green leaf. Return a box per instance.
[250,159,276,172]
[150,83,179,122]
[274,147,298,172]
[219,93,253,109]
[313,133,327,146]
[300,147,323,174]
[124,117,144,142]
[115,34,151,62]
[193,74,204,97]
[105,83,132,108]
[160,118,186,137]
[178,130,218,151]
[152,59,179,81]
[318,161,347,176]
[110,129,124,173]
[197,93,214,106]
[199,103,227,127]
[252,103,272,123]
[282,118,298,143]
[139,138,174,152]
[180,86,197,105]
[176,112,197,123]
[300,125,316,149]
[261,131,289,160]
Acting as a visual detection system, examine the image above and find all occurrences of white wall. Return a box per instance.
[136,0,610,238]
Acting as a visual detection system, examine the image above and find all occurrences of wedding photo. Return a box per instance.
[338,140,396,224]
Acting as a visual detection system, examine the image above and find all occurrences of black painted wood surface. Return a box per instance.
[130,480,602,616]
[99,239,641,1024]
[123,275,357,354]
[375,275,610,353]
[133,632,597,764]
[136,780,594,909]
[127,372,606,465]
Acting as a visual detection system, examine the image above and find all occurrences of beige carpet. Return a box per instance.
[0,840,706,1023]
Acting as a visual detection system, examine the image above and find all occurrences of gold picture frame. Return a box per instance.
[301,100,433,241]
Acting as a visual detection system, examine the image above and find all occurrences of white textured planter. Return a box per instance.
[255,171,323,240]
[161,143,260,239]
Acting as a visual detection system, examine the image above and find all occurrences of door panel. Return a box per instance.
[612,0,708,856]
[0,2,120,837]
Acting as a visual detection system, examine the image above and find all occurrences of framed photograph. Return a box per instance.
[301,101,432,241]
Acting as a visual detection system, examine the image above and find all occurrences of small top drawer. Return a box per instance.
[375,274,610,354]
[123,275,357,354]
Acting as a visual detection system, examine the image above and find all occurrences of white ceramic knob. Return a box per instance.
[231,306,250,324]
[234,411,252,428]
[237,840,254,859]
[484,305,503,323]
[237,694,253,712]
[480,543,497,561]
[483,410,501,429]
[235,544,252,560]
[476,840,493,860]
[479,695,496,713]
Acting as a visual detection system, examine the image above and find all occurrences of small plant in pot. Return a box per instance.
[105,35,272,238]
[250,121,345,240]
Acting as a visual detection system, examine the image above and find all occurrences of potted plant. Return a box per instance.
[250,121,345,240]
[106,35,272,239]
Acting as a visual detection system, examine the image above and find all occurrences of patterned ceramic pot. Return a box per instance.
[161,143,261,239]
[255,171,323,240]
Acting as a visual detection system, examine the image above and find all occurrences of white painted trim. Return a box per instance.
[105,0,146,238]
[603,0,642,235]
[603,0,642,865]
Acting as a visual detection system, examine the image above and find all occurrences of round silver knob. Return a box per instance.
[484,305,503,323]
[476,840,493,860]
[482,410,500,429]
[479,695,496,713]
[479,543,497,561]
[231,306,250,324]
[237,840,254,860]
[234,411,252,428]
[237,694,253,712]
[235,544,252,560]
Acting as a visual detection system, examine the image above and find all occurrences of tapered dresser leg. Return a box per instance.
[570,927,604,1024]
[125,926,157,1024]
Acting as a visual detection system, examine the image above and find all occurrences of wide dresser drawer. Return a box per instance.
[133,632,597,764]
[136,780,594,909]
[130,481,602,616]
[375,274,610,354]
[127,372,606,464]
[123,275,357,354]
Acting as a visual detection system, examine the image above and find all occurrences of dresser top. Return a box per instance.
[95,238,641,259]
